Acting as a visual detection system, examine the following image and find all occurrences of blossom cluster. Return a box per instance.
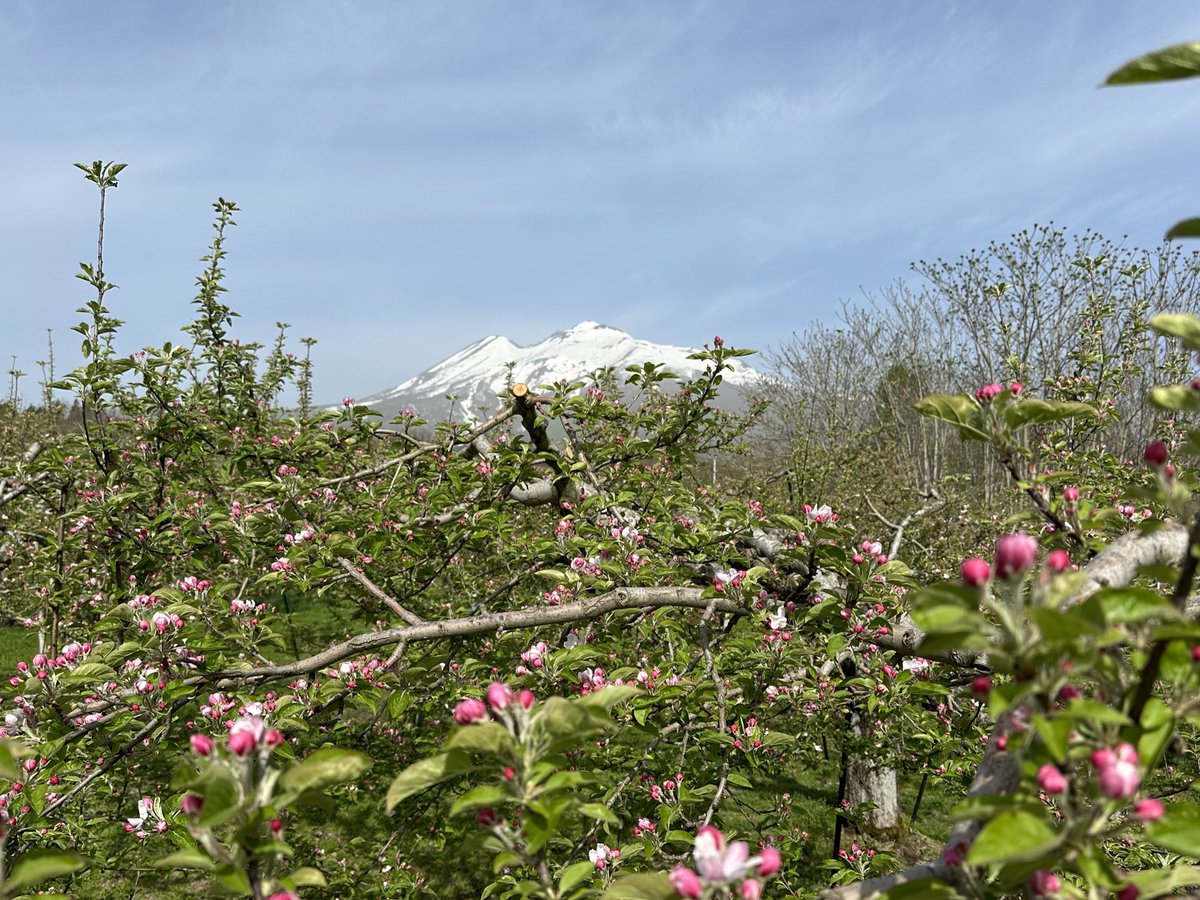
[669,826,782,899]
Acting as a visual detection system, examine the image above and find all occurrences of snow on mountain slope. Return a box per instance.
[352,321,764,424]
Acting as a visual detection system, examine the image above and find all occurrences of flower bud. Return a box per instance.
[190,734,214,757]
[669,866,703,899]
[960,557,990,587]
[1133,798,1165,821]
[757,846,782,876]
[181,794,203,815]
[740,878,763,900]
[517,689,535,710]
[994,533,1037,580]
[486,682,513,713]
[1143,441,1169,467]
[1036,764,1066,794]
[475,807,498,827]
[1045,549,1071,573]
[454,698,488,724]
[1029,870,1060,896]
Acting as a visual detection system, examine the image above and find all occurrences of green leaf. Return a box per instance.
[1126,863,1200,896]
[1151,313,1200,350]
[578,685,641,711]
[445,722,517,756]
[450,784,510,816]
[1003,399,1097,428]
[760,731,796,748]
[286,866,328,887]
[914,394,989,441]
[967,810,1061,865]
[0,740,32,782]
[883,878,964,899]
[213,863,252,895]
[601,872,676,899]
[1032,714,1072,761]
[196,767,241,828]
[1149,384,1200,412]
[558,860,597,893]
[4,850,87,893]
[1106,42,1200,84]
[1147,804,1200,855]
[577,802,620,825]
[386,750,472,810]
[1166,218,1200,240]
[538,697,608,744]
[154,849,215,871]
[281,747,371,796]
[1090,587,1175,625]
[1134,698,1175,768]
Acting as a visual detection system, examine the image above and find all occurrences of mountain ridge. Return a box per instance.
[344,320,764,424]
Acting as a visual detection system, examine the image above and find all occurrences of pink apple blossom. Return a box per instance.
[227,716,265,757]
[1134,798,1165,821]
[454,698,488,724]
[1045,549,1071,573]
[1093,743,1140,799]
[486,682,513,712]
[960,557,990,587]
[1037,764,1066,794]
[757,846,781,876]
[1029,869,1061,895]
[994,533,1037,580]
[669,866,702,899]
[190,734,214,756]
[1143,441,1169,467]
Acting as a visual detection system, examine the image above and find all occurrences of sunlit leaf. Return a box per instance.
[1106,42,1200,84]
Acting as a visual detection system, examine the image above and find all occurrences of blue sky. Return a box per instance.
[3,1,1200,401]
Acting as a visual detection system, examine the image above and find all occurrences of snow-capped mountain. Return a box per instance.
[351,321,764,424]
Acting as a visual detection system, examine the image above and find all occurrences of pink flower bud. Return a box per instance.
[181,794,203,815]
[227,716,264,757]
[975,382,1003,403]
[454,698,488,724]
[971,676,992,697]
[669,866,703,899]
[1143,441,1169,467]
[1095,743,1140,799]
[267,893,299,900]
[518,689,535,710]
[1062,486,1079,503]
[1134,798,1165,821]
[741,878,763,900]
[757,846,782,876]
[270,817,284,834]
[227,729,257,757]
[1029,870,1060,896]
[190,734,214,756]
[1117,884,1140,900]
[994,533,1037,580]
[475,807,498,827]
[486,682,513,712]
[1045,549,1071,573]
[960,557,990,587]
[1037,764,1066,794]
[264,730,285,749]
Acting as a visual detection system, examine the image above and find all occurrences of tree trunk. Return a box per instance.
[846,711,903,836]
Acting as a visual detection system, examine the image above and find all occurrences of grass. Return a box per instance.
[0,624,39,674]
